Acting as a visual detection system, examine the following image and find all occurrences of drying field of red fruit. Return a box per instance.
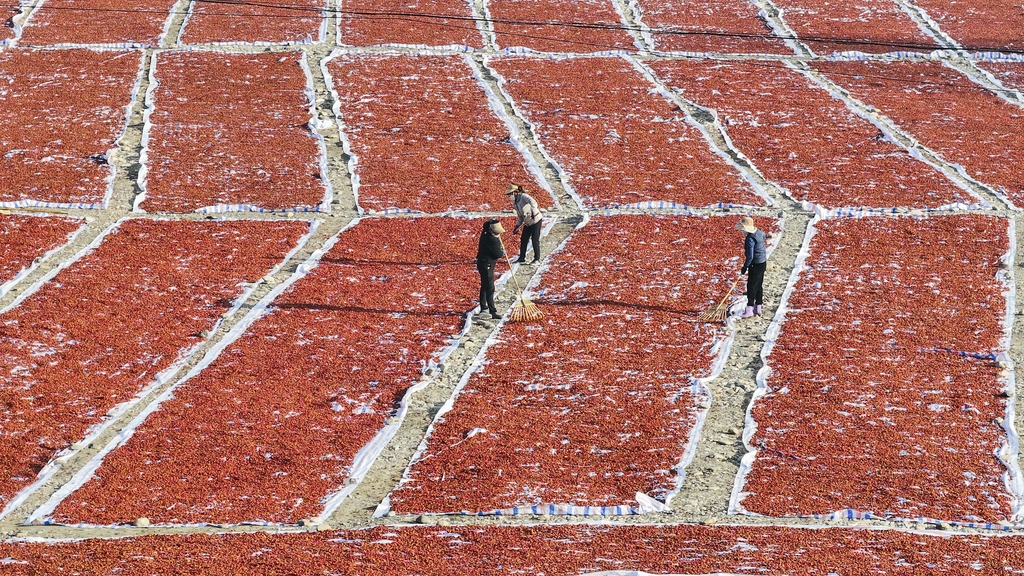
[0,48,142,209]
[338,0,484,48]
[388,215,771,515]
[0,214,84,296]
[18,0,178,46]
[488,56,767,208]
[769,0,934,55]
[139,50,329,213]
[42,217,492,526]
[488,0,637,53]
[736,215,1019,526]
[634,0,791,55]
[178,0,325,45]
[323,53,551,213]
[0,218,310,513]
[648,58,977,210]
[4,0,1024,573]
[814,60,1024,208]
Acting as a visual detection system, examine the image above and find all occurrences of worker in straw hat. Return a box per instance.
[476,218,506,319]
[736,216,767,318]
[505,183,543,265]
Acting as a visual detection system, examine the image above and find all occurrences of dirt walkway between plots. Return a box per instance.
[2,0,1022,541]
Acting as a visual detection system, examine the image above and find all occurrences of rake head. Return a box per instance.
[697,303,731,323]
[508,298,543,323]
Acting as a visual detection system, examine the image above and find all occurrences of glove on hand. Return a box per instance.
[741,266,748,275]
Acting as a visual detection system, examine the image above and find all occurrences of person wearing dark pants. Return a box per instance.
[477,218,505,319]
[736,216,767,318]
[506,183,543,264]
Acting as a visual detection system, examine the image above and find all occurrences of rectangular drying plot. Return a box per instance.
[179,0,325,44]
[387,214,773,515]
[0,218,311,516]
[771,0,937,55]
[912,0,1024,53]
[814,60,1024,208]
[0,49,142,209]
[488,0,637,53]
[979,62,1024,93]
[323,52,551,213]
[487,56,766,209]
[1,523,1024,573]
[734,214,1018,525]
[137,50,329,213]
[0,213,84,297]
[43,217,496,526]
[19,0,177,46]
[633,0,793,55]
[647,59,977,210]
[338,0,483,48]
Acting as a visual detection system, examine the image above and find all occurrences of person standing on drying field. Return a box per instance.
[736,216,767,318]
[506,183,542,265]
[477,218,505,319]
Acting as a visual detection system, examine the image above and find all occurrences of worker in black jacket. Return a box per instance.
[477,218,505,319]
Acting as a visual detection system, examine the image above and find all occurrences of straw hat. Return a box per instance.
[505,183,524,196]
[735,216,757,234]
[490,221,505,234]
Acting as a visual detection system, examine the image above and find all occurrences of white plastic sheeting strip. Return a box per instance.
[6,216,318,524]
[0,214,86,299]
[729,211,1023,531]
[377,212,779,517]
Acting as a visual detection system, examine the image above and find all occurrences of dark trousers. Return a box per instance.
[519,221,541,261]
[746,261,766,306]
[478,260,497,314]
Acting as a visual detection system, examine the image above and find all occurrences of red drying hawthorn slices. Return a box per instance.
[325,54,551,213]
[50,217,497,525]
[770,0,937,55]
[339,0,484,48]
[648,59,975,210]
[489,0,636,53]
[19,0,178,46]
[0,218,309,509]
[179,0,324,44]
[0,48,142,207]
[389,214,777,514]
[487,56,766,209]
[814,60,1024,207]
[0,523,1024,573]
[140,50,327,213]
[0,214,84,290]
[634,0,792,54]
[911,0,1024,52]
[741,214,1015,523]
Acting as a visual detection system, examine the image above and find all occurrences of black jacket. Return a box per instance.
[477,232,504,264]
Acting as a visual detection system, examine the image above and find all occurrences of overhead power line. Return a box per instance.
[8,0,1024,55]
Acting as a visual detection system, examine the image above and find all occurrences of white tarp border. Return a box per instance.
[729,210,1023,531]
[376,212,780,517]
[0,213,86,299]
[134,48,331,213]
[5,216,318,524]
